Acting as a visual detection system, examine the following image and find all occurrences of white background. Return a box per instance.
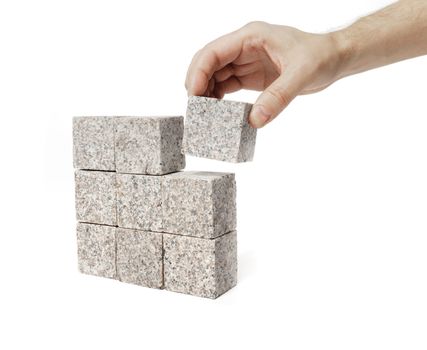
[1,0,426,349]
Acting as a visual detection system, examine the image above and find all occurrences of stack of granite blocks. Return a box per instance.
[73,96,256,299]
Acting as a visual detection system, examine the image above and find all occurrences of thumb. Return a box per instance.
[249,75,299,128]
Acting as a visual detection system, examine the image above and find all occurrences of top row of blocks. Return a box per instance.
[73,96,257,174]
[73,116,185,175]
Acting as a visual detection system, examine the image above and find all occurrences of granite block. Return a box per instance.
[162,171,236,239]
[116,173,162,232]
[164,231,237,299]
[115,116,185,175]
[73,116,115,171]
[116,228,163,288]
[183,96,256,162]
[76,223,116,278]
[75,170,117,226]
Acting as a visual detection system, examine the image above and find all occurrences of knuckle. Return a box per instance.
[192,48,203,61]
[244,21,267,31]
[203,39,220,53]
[266,86,290,108]
[241,21,271,45]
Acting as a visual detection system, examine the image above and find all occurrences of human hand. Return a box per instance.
[185,22,343,128]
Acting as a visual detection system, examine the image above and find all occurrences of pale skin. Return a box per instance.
[185,0,427,128]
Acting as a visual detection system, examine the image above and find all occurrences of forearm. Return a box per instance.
[332,0,427,79]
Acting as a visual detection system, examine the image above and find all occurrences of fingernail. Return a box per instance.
[250,105,271,128]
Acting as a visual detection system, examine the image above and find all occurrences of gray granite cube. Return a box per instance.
[115,116,185,175]
[162,171,236,239]
[77,223,116,278]
[75,170,117,226]
[73,116,115,171]
[183,96,256,162]
[164,231,237,299]
[116,228,163,288]
[116,174,162,232]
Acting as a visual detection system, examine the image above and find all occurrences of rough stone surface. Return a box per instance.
[162,171,236,239]
[75,170,117,226]
[76,223,116,278]
[115,116,185,175]
[164,231,237,299]
[116,228,163,288]
[183,96,256,162]
[73,116,115,171]
[116,174,163,232]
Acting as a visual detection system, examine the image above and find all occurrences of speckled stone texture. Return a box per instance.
[116,173,163,231]
[73,116,115,171]
[164,231,237,299]
[76,223,116,278]
[75,170,117,226]
[183,96,256,162]
[115,116,185,175]
[116,228,163,288]
[162,171,236,239]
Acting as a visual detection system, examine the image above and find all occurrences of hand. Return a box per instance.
[185,21,343,128]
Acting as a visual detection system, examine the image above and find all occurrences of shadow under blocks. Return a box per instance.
[73,96,256,298]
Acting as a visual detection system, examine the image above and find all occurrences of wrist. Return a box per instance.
[328,29,356,80]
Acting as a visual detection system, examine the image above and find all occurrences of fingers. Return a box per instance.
[205,64,257,98]
[204,78,216,97]
[185,30,243,96]
[213,65,234,83]
[213,61,261,83]
[249,74,302,128]
[213,76,242,98]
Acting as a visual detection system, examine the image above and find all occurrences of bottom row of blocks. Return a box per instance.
[77,223,237,299]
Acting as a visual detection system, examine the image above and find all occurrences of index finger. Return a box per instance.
[185,30,244,96]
